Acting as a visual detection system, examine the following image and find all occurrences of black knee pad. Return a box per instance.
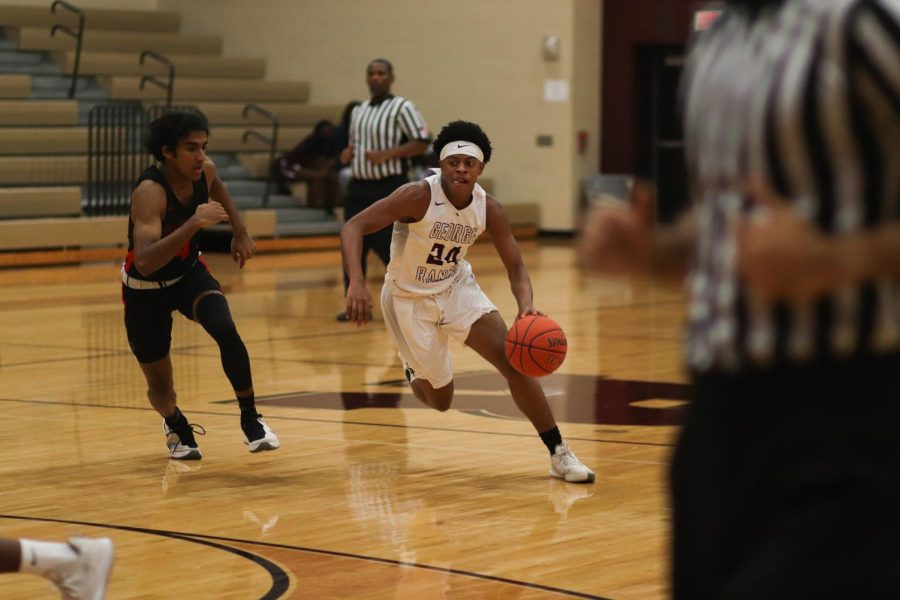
[195,292,234,336]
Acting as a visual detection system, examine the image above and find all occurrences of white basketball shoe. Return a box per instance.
[45,536,115,600]
[549,442,596,483]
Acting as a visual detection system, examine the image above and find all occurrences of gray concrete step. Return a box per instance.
[218,164,253,180]
[274,207,333,223]
[204,206,340,239]
[0,30,17,52]
[0,61,62,74]
[0,49,45,64]
[208,153,240,167]
[29,75,109,100]
[276,219,342,237]
[0,46,64,74]
[223,179,265,196]
[230,193,300,210]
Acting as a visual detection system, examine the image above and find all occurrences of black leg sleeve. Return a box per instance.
[195,293,252,392]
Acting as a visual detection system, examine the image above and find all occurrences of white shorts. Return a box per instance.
[381,271,497,388]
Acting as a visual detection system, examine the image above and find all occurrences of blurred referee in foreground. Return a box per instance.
[580,0,900,596]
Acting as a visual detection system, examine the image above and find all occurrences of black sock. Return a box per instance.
[539,426,563,455]
[164,407,188,430]
[238,394,256,416]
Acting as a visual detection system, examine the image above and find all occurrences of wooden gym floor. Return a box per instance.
[0,240,687,599]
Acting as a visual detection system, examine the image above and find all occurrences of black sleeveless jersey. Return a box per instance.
[125,165,210,281]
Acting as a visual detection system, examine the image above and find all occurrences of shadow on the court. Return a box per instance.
[253,372,690,426]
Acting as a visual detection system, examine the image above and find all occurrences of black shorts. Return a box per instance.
[123,261,222,363]
[672,353,900,599]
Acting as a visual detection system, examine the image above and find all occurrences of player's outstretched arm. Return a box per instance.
[340,181,431,325]
[737,176,900,303]
[205,160,255,268]
[485,195,539,319]
[579,180,695,278]
[130,180,227,276]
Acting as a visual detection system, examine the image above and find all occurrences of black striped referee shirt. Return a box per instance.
[682,0,900,371]
[349,95,430,180]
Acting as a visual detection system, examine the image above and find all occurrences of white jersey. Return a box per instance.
[386,172,486,296]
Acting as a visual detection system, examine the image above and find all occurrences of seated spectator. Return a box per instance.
[274,120,338,213]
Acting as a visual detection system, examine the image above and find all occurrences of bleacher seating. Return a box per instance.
[0,2,337,264]
[194,102,342,126]
[0,3,537,266]
[0,126,313,155]
[0,99,78,125]
[0,73,28,97]
[60,52,267,79]
[0,186,80,217]
[0,6,180,31]
[12,27,222,54]
[103,77,310,103]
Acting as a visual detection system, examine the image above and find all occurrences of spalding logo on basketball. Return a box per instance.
[504,314,567,377]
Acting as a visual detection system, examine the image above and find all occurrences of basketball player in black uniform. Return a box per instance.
[122,111,278,459]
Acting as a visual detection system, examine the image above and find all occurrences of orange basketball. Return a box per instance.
[505,314,567,377]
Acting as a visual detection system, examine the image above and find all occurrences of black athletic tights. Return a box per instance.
[195,292,252,392]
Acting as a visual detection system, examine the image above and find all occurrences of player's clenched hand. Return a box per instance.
[345,282,373,326]
[193,201,229,227]
[578,181,655,275]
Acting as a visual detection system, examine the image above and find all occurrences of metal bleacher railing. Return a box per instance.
[139,50,175,108]
[241,103,279,208]
[85,103,198,216]
[84,42,184,215]
[85,102,147,215]
[49,0,84,99]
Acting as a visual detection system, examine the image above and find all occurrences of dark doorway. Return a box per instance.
[635,46,689,223]
[601,0,696,222]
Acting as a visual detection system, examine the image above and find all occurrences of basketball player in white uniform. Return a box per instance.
[341,120,594,483]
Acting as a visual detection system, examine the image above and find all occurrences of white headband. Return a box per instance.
[439,140,484,163]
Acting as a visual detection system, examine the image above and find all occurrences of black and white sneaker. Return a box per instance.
[163,420,204,460]
[241,414,280,453]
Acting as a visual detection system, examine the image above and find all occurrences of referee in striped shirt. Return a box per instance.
[582,0,900,596]
[337,58,431,321]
